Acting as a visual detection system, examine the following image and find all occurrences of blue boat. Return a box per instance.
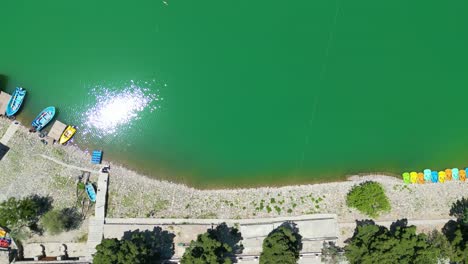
[31,106,55,131]
[5,87,26,117]
[431,171,438,183]
[85,183,96,202]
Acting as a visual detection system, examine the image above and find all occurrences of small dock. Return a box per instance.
[46,120,67,144]
[86,172,108,260]
[0,91,11,115]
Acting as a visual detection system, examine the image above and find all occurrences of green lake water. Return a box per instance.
[1,0,468,188]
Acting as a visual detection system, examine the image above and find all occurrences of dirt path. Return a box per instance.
[338,217,454,227]
[35,154,100,173]
[0,120,20,145]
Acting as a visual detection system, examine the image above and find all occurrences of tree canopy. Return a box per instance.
[441,219,468,262]
[344,219,438,264]
[259,222,302,264]
[94,227,175,264]
[450,197,468,225]
[0,197,42,229]
[346,181,391,218]
[181,223,242,264]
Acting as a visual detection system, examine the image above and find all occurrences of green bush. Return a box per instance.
[346,181,391,218]
[77,182,85,190]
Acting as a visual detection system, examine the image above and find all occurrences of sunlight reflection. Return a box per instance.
[82,80,162,137]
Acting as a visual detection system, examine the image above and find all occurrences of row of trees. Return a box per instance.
[94,222,303,264]
[321,197,468,264]
[0,195,82,238]
[94,196,468,264]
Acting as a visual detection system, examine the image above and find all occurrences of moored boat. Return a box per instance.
[460,169,467,182]
[423,169,431,182]
[431,171,438,183]
[402,172,410,184]
[445,169,452,181]
[452,168,459,181]
[417,172,424,184]
[5,87,26,117]
[438,171,446,183]
[59,125,77,145]
[85,183,96,202]
[410,172,418,184]
[31,106,55,131]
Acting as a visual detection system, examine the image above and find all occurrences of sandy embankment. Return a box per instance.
[0,117,464,228]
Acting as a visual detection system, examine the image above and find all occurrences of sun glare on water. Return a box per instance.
[82,80,163,138]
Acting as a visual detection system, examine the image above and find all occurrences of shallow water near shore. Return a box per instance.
[1,0,468,187]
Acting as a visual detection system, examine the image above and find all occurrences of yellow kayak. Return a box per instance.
[59,125,77,145]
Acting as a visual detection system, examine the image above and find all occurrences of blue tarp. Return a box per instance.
[91,150,102,164]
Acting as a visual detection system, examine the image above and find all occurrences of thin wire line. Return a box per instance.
[298,0,341,169]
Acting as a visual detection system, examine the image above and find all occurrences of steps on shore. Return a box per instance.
[87,217,104,257]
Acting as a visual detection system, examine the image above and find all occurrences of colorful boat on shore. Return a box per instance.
[59,125,77,145]
[402,172,410,184]
[31,106,55,131]
[5,87,26,117]
[403,167,468,184]
[0,227,11,249]
[85,183,96,202]
[461,169,466,181]
[431,171,438,183]
[417,172,424,184]
[423,169,431,182]
[438,171,446,183]
[445,169,452,181]
[410,172,418,184]
[452,168,459,181]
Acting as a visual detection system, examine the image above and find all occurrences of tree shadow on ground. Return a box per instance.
[356,219,376,227]
[123,227,176,262]
[28,195,53,234]
[208,222,244,255]
[450,198,468,223]
[283,221,303,252]
[442,219,461,242]
[60,208,82,231]
[390,218,408,234]
[28,195,53,217]
[345,219,381,244]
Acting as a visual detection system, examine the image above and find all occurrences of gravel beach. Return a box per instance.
[0,117,464,224]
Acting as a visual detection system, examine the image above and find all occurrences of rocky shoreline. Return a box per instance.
[0,117,464,224]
